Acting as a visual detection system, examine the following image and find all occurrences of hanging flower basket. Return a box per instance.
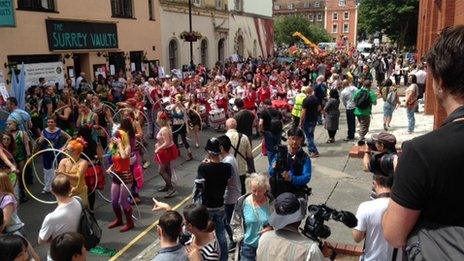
[180,31,202,42]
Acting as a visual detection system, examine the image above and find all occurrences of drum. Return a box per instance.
[161,97,171,107]
[228,98,237,116]
[208,108,226,129]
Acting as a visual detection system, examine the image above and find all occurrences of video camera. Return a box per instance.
[358,138,396,176]
[301,204,358,242]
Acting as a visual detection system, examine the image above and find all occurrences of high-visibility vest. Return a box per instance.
[292,93,306,118]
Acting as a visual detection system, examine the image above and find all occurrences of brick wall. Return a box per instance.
[417,0,464,128]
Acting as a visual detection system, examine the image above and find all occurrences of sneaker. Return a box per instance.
[228,242,237,253]
[309,152,320,158]
[41,190,50,195]
[143,161,150,169]
[157,186,169,192]
[164,188,177,198]
[195,143,199,148]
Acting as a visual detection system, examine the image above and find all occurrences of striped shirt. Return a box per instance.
[185,235,220,261]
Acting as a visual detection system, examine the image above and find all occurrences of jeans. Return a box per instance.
[303,121,318,153]
[208,208,228,261]
[240,243,258,261]
[407,107,415,132]
[224,204,235,243]
[346,109,356,139]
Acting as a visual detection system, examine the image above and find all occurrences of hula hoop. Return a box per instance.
[22,148,78,205]
[77,151,99,196]
[32,136,55,186]
[101,101,116,114]
[187,108,204,132]
[107,169,142,220]
[113,107,150,138]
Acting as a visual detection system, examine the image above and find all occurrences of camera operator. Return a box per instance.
[269,128,312,199]
[352,172,402,261]
[256,192,323,261]
[361,132,398,199]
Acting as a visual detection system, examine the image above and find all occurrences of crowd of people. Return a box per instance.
[1,24,464,261]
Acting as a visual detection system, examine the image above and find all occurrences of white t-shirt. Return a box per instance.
[355,197,400,261]
[39,198,82,260]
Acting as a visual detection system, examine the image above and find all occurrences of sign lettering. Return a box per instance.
[0,0,15,27]
[46,19,118,50]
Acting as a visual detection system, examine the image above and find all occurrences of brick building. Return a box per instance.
[325,0,358,47]
[416,0,464,128]
[273,0,326,28]
[273,0,358,46]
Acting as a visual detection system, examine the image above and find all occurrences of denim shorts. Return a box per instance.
[383,102,395,117]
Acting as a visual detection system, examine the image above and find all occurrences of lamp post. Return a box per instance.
[188,0,194,70]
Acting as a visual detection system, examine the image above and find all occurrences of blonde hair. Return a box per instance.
[0,171,15,195]
[247,173,270,191]
[117,130,130,148]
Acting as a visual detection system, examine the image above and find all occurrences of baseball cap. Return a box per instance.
[269,192,305,230]
[204,137,221,155]
[372,132,396,146]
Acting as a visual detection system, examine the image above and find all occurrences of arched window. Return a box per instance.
[218,38,225,62]
[168,39,178,70]
[253,40,258,58]
[236,35,244,58]
[201,39,208,67]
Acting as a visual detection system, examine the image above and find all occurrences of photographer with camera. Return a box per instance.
[257,192,323,261]
[352,171,401,261]
[361,132,398,199]
[269,128,312,199]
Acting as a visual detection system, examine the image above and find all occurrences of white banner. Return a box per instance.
[24,62,65,89]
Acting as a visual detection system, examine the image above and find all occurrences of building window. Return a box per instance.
[168,39,178,71]
[17,0,55,11]
[344,11,349,20]
[111,0,133,18]
[148,0,155,20]
[343,23,349,33]
[314,2,320,8]
[218,39,225,62]
[339,0,346,6]
[215,0,222,10]
[317,12,322,21]
[192,0,201,6]
[288,4,293,9]
[234,0,242,11]
[332,24,338,33]
[304,2,310,8]
[308,13,314,22]
[333,12,338,20]
[274,4,280,10]
[201,39,208,67]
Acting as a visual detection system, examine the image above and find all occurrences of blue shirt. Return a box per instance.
[7,108,31,131]
[243,197,270,247]
[152,244,188,261]
[268,150,312,187]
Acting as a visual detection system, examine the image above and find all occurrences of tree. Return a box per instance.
[274,15,332,46]
[358,0,419,48]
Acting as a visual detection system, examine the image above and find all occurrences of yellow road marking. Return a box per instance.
[109,194,193,260]
[111,121,293,259]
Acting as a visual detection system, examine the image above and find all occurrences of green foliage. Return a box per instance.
[274,15,332,45]
[358,0,419,48]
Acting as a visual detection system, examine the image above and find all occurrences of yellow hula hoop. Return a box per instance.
[22,148,78,205]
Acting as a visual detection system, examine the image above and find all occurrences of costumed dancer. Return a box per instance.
[107,119,134,232]
[37,117,71,194]
[154,111,179,198]
[56,138,89,207]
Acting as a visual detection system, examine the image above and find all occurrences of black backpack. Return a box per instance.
[354,89,372,109]
[75,197,102,250]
